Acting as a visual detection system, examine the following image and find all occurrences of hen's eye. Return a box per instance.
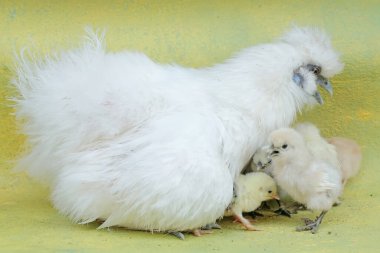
[306,64,321,75]
[313,66,321,75]
[282,144,288,149]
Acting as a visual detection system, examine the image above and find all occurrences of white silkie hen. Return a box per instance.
[268,128,343,233]
[12,26,343,236]
[225,172,279,231]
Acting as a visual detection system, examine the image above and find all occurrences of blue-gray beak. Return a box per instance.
[313,91,323,105]
[316,75,333,96]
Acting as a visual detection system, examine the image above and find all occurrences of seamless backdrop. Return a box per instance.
[0,1,379,252]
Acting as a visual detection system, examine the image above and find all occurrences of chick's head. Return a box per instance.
[268,128,307,164]
[252,172,280,202]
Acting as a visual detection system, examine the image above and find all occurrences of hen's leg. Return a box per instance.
[201,223,222,230]
[168,231,185,240]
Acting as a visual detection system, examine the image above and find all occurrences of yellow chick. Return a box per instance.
[328,137,362,185]
[225,172,279,231]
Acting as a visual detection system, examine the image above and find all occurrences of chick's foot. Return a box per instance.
[274,208,292,218]
[245,211,264,219]
[296,211,327,234]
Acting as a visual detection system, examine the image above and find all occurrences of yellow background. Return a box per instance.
[1,1,379,252]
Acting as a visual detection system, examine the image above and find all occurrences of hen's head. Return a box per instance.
[280,26,344,105]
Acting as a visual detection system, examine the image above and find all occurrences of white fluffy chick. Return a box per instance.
[295,123,340,169]
[12,26,343,234]
[225,172,279,231]
[269,128,343,233]
[328,137,362,185]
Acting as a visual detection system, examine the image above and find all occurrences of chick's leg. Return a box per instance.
[233,212,260,231]
[296,210,328,234]
[274,199,292,218]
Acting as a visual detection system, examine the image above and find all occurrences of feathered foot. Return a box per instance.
[245,211,264,219]
[274,208,292,218]
[201,223,222,230]
[274,199,292,218]
[168,231,185,240]
[168,225,218,240]
[296,211,328,234]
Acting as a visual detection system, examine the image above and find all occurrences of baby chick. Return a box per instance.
[328,137,362,185]
[295,123,340,169]
[268,128,342,233]
[225,172,279,231]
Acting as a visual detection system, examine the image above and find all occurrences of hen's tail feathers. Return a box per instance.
[11,28,106,180]
[12,28,106,100]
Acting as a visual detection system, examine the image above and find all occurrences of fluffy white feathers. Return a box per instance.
[269,128,342,211]
[12,26,343,232]
[328,137,362,185]
[295,123,340,169]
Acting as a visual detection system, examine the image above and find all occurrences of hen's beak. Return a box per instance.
[317,75,333,96]
[313,91,323,105]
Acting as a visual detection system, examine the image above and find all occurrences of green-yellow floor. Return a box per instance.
[1,1,379,252]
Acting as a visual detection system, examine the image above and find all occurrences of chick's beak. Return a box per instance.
[317,75,333,96]
[271,194,280,200]
[270,148,280,157]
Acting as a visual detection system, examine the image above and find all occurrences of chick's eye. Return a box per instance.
[282,144,288,149]
[268,190,272,194]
